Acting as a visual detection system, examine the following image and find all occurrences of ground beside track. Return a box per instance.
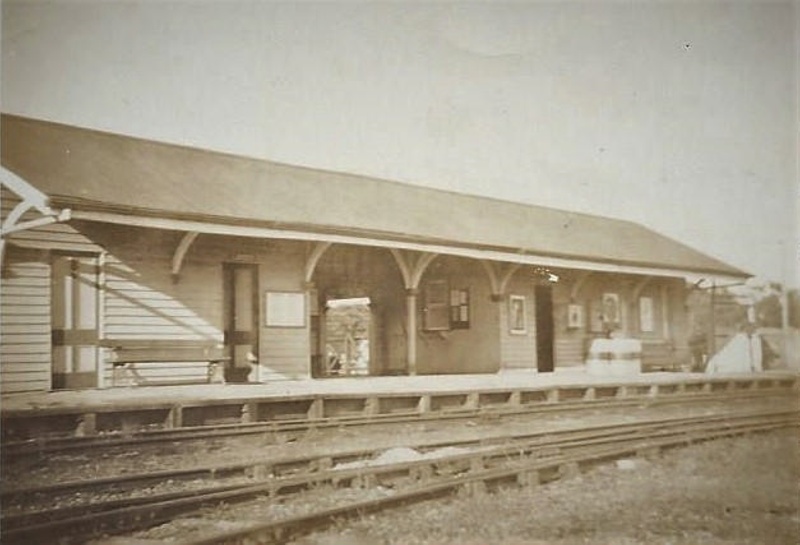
[293,430,800,545]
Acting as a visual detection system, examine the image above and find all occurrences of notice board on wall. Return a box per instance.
[265,291,306,327]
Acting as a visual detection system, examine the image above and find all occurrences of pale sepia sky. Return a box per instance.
[2,1,797,286]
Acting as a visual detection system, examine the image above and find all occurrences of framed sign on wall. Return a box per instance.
[602,292,620,328]
[509,295,527,335]
[265,291,306,328]
[567,303,584,329]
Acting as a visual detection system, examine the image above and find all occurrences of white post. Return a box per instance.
[406,288,418,376]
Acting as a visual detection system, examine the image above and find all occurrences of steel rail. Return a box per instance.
[2,404,791,503]
[172,416,798,545]
[0,415,711,523]
[2,409,795,545]
[3,386,792,458]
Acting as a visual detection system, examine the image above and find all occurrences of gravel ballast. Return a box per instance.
[295,430,799,545]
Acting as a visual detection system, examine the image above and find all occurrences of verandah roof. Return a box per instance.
[0,114,746,279]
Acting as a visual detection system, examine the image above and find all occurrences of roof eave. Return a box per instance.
[57,199,749,283]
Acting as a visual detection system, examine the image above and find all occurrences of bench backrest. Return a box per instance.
[107,341,227,364]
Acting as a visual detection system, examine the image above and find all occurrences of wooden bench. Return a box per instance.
[105,341,231,386]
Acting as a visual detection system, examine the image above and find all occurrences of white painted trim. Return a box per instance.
[498,263,522,294]
[661,283,671,339]
[389,249,413,289]
[410,252,438,288]
[1,166,51,213]
[171,231,200,278]
[1,168,72,267]
[480,261,521,298]
[480,261,501,295]
[96,251,107,389]
[2,213,67,235]
[69,209,747,283]
[304,241,332,283]
[570,271,593,301]
[1,164,72,235]
[632,275,654,300]
[390,249,439,290]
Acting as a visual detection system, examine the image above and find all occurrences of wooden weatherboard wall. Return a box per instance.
[1,249,51,393]
[258,246,310,380]
[499,275,538,371]
[1,190,56,393]
[1,208,230,390]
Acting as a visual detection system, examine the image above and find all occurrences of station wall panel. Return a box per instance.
[1,250,51,393]
[499,275,537,371]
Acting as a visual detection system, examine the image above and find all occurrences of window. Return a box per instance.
[450,288,470,329]
[423,280,450,331]
[423,282,471,331]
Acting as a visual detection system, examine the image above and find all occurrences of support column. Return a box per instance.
[390,249,438,377]
[406,288,418,376]
[305,281,320,379]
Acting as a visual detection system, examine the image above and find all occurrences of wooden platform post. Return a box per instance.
[406,288,418,376]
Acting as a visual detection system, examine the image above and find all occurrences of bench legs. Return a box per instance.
[208,362,226,384]
[112,363,145,387]
[112,362,225,387]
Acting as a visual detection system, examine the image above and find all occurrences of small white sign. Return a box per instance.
[509,295,527,334]
[265,291,306,327]
[567,304,584,329]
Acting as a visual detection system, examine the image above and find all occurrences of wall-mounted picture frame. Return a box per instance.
[602,292,620,327]
[567,303,584,329]
[265,291,306,328]
[509,295,527,334]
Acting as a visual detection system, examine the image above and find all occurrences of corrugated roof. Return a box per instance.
[1,114,746,278]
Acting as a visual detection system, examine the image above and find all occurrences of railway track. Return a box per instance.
[2,384,793,458]
[2,407,796,545]
[4,406,775,505]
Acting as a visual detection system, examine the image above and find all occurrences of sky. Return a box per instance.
[2,1,797,286]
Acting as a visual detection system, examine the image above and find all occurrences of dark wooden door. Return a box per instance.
[535,284,555,372]
[223,263,259,382]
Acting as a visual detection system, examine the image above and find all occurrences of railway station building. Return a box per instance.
[0,114,748,394]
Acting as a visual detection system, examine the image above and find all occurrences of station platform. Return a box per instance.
[1,368,798,441]
[2,367,797,414]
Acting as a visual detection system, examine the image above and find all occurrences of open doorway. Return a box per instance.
[323,297,371,377]
[223,263,259,382]
[535,284,555,372]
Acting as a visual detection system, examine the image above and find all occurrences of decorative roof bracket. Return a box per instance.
[481,261,521,301]
[390,249,438,290]
[1,166,71,264]
[171,231,200,283]
[570,271,593,302]
[304,241,332,284]
[632,275,654,300]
